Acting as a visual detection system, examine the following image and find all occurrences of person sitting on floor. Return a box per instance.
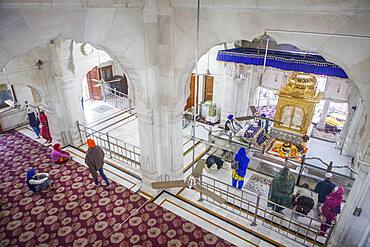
[51,143,71,164]
[224,114,243,136]
[26,168,54,192]
[292,183,315,217]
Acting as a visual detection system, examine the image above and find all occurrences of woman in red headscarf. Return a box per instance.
[320,186,344,235]
[40,111,52,143]
[51,143,71,164]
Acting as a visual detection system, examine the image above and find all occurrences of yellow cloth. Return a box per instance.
[232,169,244,181]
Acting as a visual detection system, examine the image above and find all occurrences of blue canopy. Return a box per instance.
[217,48,348,78]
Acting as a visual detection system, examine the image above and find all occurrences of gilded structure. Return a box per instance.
[273,72,324,135]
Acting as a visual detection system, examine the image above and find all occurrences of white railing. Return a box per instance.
[198,173,333,247]
[76,121,141,171]
[102,84,133,113]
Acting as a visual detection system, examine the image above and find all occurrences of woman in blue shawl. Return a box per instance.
[26,168,54,192]
[232,147,250,189]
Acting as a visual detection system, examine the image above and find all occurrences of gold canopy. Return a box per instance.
[273,72,324,136]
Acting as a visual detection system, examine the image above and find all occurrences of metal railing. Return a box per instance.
[76,121,141,171]
[102,84,133,113]
[198,174,333,247]
[208,131,357,182]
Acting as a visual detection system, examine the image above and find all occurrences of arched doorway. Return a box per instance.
[179,35,359,246]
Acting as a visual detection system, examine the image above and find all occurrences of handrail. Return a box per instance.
[198,173,333,246]
[209,132,356,180]
[76,121,141,171]
[102,84,133,113]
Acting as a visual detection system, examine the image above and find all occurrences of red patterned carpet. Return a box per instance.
[0,131,233,247]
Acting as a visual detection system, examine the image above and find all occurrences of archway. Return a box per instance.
[178,35,362,245]
[0,82,44,132]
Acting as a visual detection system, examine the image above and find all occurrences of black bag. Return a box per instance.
[206,155,224,169]
[296,196,314,215]
[231,160,239,170]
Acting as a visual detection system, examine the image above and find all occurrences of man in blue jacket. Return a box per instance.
[314,172,336,216]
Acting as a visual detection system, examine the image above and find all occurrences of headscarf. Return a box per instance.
[234,147,250,177]
[324,186,344,209]
[227,114,233,120]
[87,139,96,148]
[27,168,36,180]
[53,143,61,151]
[275,167,295,194]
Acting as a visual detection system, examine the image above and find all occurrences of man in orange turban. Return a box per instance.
[85,139,110,188]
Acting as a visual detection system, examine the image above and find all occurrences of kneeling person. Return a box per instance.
[293,183,315,216]
[26,168,54,192]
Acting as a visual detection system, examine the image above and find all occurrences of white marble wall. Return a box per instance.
[12,84,35,106]
[0,1,370,243]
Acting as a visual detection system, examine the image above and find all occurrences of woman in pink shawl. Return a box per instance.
[320,186,344,235]
[51,143,71,164]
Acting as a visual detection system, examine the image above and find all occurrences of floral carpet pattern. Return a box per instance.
[244,174,272,198]
[0,131,233,247]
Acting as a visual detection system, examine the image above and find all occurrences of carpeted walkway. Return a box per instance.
[0,131,233,247]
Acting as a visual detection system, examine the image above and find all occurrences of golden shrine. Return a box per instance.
[273,72,324,136]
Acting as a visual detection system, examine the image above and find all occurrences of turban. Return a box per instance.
[53,143,61,150]
[86,139,96,148]
[27,168,36,180]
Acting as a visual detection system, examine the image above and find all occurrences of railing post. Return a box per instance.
[324,222,335,246]
[251,194,260,226]
[115,88,118,108]
[83,124,88,139]
[107,133,112,158]
[103,84,106,101]
[198,174,203,202]
[76,121,83,144]
[297,154,305,186]
[327,161,333,172]
[128,99,132,114]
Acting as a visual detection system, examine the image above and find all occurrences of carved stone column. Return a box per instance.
[317,99,330,129]
[220,63,237,123]
[59,76,85,145]
[137,0,183,195]
[342,101,365,157]
[336,87,360,150]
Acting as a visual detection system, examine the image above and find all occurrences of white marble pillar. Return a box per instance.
[336,87,360,150]
[342,101,365,157]
[136,104,184,195]
[40,39,86,146]
[59,77,85,144]
[136,104,158,194]
[221,63,252,122]
[317,99,330,129]
[138,0,184,195]
[329,158,370,246]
